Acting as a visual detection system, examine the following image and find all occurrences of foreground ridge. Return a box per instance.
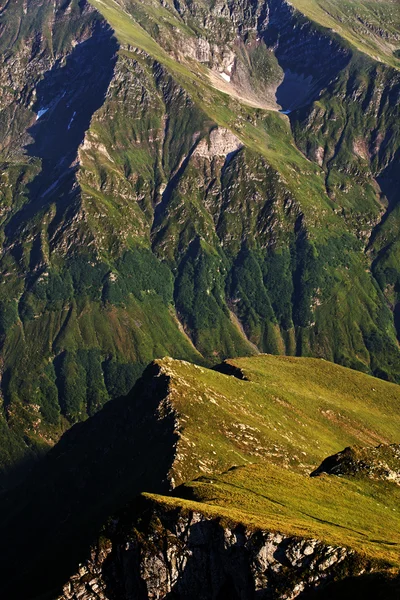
[1,356,399,598]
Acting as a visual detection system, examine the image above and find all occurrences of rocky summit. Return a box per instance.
[0,0,399,598]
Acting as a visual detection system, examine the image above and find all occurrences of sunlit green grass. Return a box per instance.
[143,354,400,566]
[146,460,400,566]
[156,355,400,487]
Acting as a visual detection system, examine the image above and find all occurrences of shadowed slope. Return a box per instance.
[0,362,177,600]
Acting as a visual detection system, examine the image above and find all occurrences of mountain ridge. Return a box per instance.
[0,7,399,594]
[1,354,399,598]
[0,0,400,480]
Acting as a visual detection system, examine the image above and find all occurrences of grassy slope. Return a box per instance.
[79,0,400,249]
[92,0,400,69]
[290,0,400,68]
[86,0,397,284]
[144,355,400,566]
[88,0,335,229]
[149,464,400,566]
[160,355,400,481]
[3,355,400,598]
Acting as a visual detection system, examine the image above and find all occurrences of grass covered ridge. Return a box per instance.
[147,461,400,567]
[142,354,400,567]
[157,355,400,486]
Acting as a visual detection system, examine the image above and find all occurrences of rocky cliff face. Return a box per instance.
[58,500,369,600]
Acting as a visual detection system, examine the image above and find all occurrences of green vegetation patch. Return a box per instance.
[160,459,400,566]
[155,355,400,487]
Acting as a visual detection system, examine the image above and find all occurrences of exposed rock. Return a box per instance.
[193,127,243,159]
[183,37,212,63]
[57,499,369,600]
[353,138,370,161]
[315,146,325,167]
[311,444,400,484]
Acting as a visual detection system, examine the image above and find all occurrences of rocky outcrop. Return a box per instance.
[193,128,243,159]
[57,499,373,600]
[311,444,400,484]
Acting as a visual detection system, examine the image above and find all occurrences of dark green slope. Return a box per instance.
[0,0,399,472]
[291,55,400,342]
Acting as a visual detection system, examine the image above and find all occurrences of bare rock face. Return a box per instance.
[178,37,212,63]
[57,499,371,600]
[194,128,243,159]
[311,444,400,484]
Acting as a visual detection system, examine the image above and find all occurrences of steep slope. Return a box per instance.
[57,493,400,600]
[0,0,206,480]
[1,355,400,599]
[289,0,400,68]
[0,361,178,599]
[0,0,399,473]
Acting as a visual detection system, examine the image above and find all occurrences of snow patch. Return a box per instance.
[68,111,77,130]
[36,108,49,120]
[221,72,231,83]
[40,177,62,198]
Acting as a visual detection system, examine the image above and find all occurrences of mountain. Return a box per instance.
[0,1,400,597]
[0,0,399,475]
[1,355,399,599]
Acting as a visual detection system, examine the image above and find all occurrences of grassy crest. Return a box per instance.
[140,354,400,566]
[1,354,399,600]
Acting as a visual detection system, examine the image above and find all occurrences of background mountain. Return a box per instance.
[0,0,399,490]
